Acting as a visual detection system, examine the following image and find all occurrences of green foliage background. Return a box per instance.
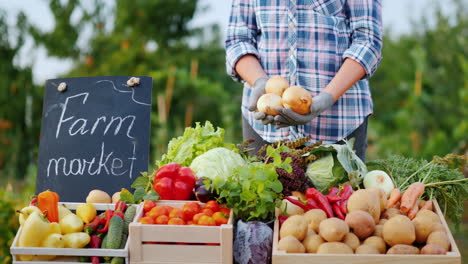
[0,0,466,263]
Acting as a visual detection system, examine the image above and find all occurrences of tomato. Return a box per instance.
[219,207,230,216]
[201,208,214,217]
[169,208,185,219]
[198,215,216,226]
[192,213,206,224]
[139,216,154,225]
[143,200,156,213]
[147,206,169,220]
[168,218,185,225]
[205,200,220,213]
[155,215,169,225]
[162,206,173,213]
[186,220,194,225]
[212,212,229,226]
[182,202,201,221]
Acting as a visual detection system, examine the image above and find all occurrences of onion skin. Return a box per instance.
[257,93,283,115]
[265,76,290,96]
[282,86,312,115]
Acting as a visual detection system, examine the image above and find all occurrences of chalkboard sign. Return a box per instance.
[36,76,152,202]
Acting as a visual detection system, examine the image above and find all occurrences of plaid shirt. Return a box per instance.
[225,0,382,144]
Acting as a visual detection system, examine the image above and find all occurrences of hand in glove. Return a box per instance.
[274,92,334,128]
[248,77,275,125]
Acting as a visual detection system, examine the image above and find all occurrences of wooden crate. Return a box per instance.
[129,200,233,264]
[10,202,137,264]
[272,200,461,264]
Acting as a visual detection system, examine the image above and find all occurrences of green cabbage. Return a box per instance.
[306,153,337,192]
[190,147,245,181]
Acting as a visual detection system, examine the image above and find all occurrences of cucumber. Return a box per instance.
[123,205,137,235]
[101,234,108,249]
[78,256,90,262]
[106,215,124,249]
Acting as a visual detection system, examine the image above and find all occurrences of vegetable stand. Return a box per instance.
[10,202,138,264]
[129,200,233,264]
[272,200,461,264]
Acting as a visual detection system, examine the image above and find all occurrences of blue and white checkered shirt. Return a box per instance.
[226,0,382,144]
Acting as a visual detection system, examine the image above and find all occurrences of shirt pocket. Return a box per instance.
[305,0,345,17]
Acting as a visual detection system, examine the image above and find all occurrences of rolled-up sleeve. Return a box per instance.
[343,0,383,78]
[225,0,260,82]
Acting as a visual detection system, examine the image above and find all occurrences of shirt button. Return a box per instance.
[290,23,295,29]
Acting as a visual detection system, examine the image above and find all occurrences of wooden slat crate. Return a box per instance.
[272,200,461,264]
[10,202,137,264]
[129,200,233,264]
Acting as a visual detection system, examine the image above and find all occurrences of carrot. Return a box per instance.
[421,200,433,211]
[386,188,401,209]
[400,182,425,213]
[407,201,419,220]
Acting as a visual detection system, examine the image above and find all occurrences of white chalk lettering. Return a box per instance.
[56,93,89,138]
[47,157,67,177]
[111,158,127,176]
[69,118,89,136]
[128,140,137,179]
[104,115,136,139]
[90,116,106,134]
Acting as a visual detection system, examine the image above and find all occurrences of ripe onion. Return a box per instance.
[265,76,290,96]
[257,94,283,116]
[282,86,312,115]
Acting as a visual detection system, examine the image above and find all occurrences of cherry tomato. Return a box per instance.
[201,208,214,217]
[139,216,154,225]
[182,202,202,222]
[198,215,216,226]
[168,218,185,225]
[192,213,206,224]
[147,206,169,220]
[205,200,220,213]
[169,208,185,219]
[155,215,169,225]
[212,212,229,226]
[143,200,156,213]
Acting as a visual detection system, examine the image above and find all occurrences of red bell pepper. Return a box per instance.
[306,188,334,218]
[152,163,196,200]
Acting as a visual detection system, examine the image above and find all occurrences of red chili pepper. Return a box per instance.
[328,187,339,196]
[152,163,196,200]
[278,215,288,227]
[90,235,102,264]
[115,201,127,213]
[97,209,113,233]
[306,188,334,218]
[339,185,353,214]
[333,203,345,220]
[284,196,308,211]
[29,197,38,206]
[306,198,319,210]
[84,215,102,234]
[327,195,342,203]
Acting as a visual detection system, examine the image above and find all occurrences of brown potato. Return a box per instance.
[413,216,437,243]
[381,208,402,219]
[367,188,387,212]
[427,231,450,251]
[382,215,415,246]
[416,209,440,223]
[432,223,445,232]
[342,233,360,251]
[421,244,447,255]
[317,242,353,254]
[347,189,380,224]
[355,244,380,254]
[378,218,388,225]
[345,210,375,240]
[319,218,349,242]
[306,230,316,236]
[303,234,324,253]
[278,235,306,253]
[280,215,308,241]
[304,209,327,233]
[373,225,383,237]
[387,244,420,255]
[363,236,386,254]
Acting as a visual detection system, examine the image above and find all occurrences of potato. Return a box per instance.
[319,218,349,242]
[381,208,402,219]
[345,210,375,240]
[306,229,316,236]
[367,188,387,212]
[112,192,121,203]
[278,235,306,253]
[347,189,380,224]
[304,209,327,232]
[382,215,415,246]
[303,234,324,253]
[373,225,383,237]
[378,218,388,225]
[413,216,437,243]
[387,244,420,255]
[427,231,450,251]
[421,244,447,255]
[363,236,386,254]
[355,244,380,254]
[416,209,440,223]
[317,242,353,254]
[86,189,111,203]
[432,223,445,232]
[280,215,308,241]
[342,233,360,251]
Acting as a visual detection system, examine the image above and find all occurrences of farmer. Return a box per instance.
[225,0,382,161]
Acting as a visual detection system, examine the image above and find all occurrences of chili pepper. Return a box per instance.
[152,163,196,200]
[115,201,127,214]
[90,235,102,264]
[306,198,319,210]
[278,215,288,227]
[328,187,339,196]
[29,197,38,206]
[84,215,102,234]
[305,188,334,218]
[113,211,124,220]
[327,195,342,203]
[37,190,60,223]
[97,209,113,233]
[284,196,308,211]
[339,185,353,214]
[333,203,345,220]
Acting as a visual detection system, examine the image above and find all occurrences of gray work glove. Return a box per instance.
[248,77,275,125]
[274,91,334,129]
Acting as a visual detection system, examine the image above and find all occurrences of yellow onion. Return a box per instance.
[265,76,289,96]
[257,94,283,116]
[282,86,312,115]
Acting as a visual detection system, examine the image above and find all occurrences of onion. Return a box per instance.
[265,76,290,96]
[257,94,283,116]
[282,86,312,115]
[364,170,395,197]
